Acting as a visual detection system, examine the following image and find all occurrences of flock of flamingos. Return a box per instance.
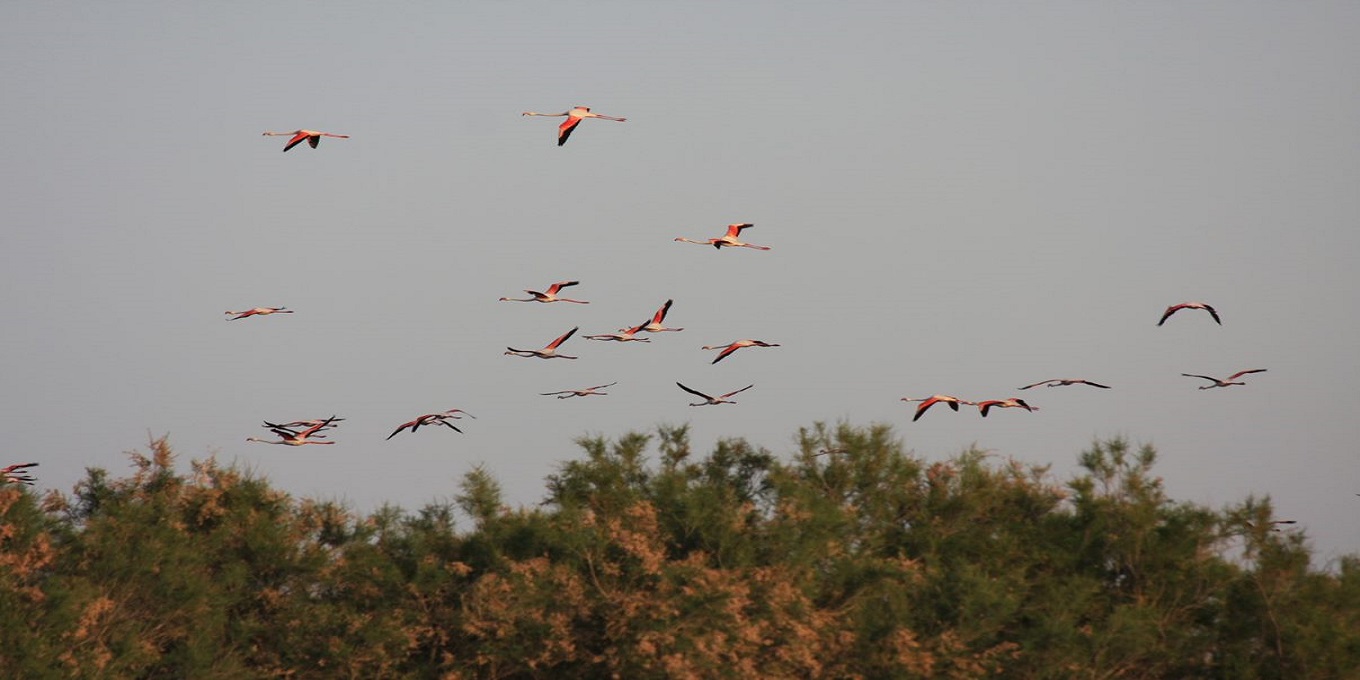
[0,109,1268,485]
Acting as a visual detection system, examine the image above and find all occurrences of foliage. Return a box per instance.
[1,427,1356,678]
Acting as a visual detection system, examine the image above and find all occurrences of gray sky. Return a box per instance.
[3,2,1357,561]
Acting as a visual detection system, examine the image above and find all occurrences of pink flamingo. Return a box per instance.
[541,382,617,399]
[1018,379,1110,390]
[674,223,771,250]
[701,339,780,364]
[506,327,579,359]
[386,411,470,440]
[975,398,1037,417]
[901,395,974,422]
[262,129,350,152]
[225,307,292,320]
[521,106,626,146]
[1158,302,1221,326]
[1,462,38,486]
[247,417,339,446]
[499,280,589,304]
[676,382,754,406]
[634,299,683,333]
[1181,369,1267,389]
[585,320,652,343]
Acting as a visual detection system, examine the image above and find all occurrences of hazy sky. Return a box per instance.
[3,3,1357,561]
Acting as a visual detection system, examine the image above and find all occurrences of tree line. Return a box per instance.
[1,423,1356,678]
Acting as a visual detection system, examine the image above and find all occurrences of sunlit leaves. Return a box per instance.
[0,427,1354,676]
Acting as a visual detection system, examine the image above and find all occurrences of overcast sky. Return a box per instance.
[3,2,1357,561]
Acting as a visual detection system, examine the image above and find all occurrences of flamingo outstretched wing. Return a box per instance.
[676,382,713,400]
[558,117,581,146]
[283,132,311,152]
[547,326,579,349]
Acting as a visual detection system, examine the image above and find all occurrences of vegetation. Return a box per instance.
[1,423,1356,678]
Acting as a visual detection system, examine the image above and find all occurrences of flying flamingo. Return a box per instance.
[1,462,38,486]
[585,320,652,342]
[901,395,974,422]
[1158,302,1221,326]
[521,106,626,146]
[499,280,589,304]
[634,299,683,333]
[225,307,293,320]
[676,382,754,406]
[1018,379,1110,390]
[505,327,579,359]
[541,382,618,399]
[701,339,781,364]
[674,223,771,250]
[261,129,350,152]
[386,411,469,440]
[1181,369,1267,389]
[975,398,1037,417]
[246,417,339,446]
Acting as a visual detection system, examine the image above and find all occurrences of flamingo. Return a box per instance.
[387,415,442,439]
[541,382,617,399]
[1018,379,1110,390]
[701,339,780,364]
[901,395,974,422]
[1158,302,1221,326]
[505,327,579,359]
[674,223,771,250]
[499,280,589,304]
[585,320,652,342]
[386,412,467,440]
[225,307,292,320]
[1181,369,1267,389]
[246,417,338,446]
[676,382,754,406]
[261,129,350,152]
[1,462,38,486]
[634,299,683,333]
[521,106,626,146]
[975,398,1037,417]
